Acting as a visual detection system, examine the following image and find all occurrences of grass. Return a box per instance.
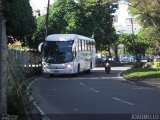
[121,68,160,81]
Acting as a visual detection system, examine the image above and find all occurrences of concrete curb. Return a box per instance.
[27,76,50,120]
[118,72,136,85]
[118,70,160,90]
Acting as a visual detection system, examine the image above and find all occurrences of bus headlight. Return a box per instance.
[42,62,50,67]
[66,63,72,68]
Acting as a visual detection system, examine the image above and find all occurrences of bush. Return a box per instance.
[133,62,142,68]
[142,62,153,68]
[153,61,160,69]
[7,77,34,119]
[121,67,160,80]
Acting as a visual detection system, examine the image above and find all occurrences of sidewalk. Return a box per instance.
[135,78,160,89]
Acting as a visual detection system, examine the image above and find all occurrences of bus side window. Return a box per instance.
[82,40,85,51]
[86,41,88,51]
[90,42,92,51]
[81,40,82,51]
[85,41,87,51]
[78,40,82,51]
[84,40,85,51]
[91,42,93,50]
[87,41,90,51]
[93,42,96,51]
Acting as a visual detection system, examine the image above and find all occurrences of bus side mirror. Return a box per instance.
[38,42,44,53]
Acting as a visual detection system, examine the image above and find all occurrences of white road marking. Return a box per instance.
[93,67,131,71]
[80,82,100,93]
[52,76,121,80]
[132,87,150,90]
[89,87,100,93]
[100,77,120,79]
[113,97,135,106]
[73,108,79,111]
[80,82,85,86]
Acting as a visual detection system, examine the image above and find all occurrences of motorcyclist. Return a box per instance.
[104,57,111,73]
[104,57,111,65]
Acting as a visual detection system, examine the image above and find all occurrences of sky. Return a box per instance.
[30,0,55,15]
[115,3,131,25]
[30,0,130,24]
[30,0,53,10]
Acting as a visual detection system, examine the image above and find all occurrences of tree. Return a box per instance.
[138,27,160,55]
[124,0,160,56]
[118,33,148,56]
[32,0,87,48]
[3,0,36,44]
[89,0,118,51]
[32,0,118,50]
[126,0,160,29]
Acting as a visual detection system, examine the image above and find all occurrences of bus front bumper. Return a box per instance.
[42,67,75,74]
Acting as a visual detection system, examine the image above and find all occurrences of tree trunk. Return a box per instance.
[114,44,119,62]
[107,45,111,56]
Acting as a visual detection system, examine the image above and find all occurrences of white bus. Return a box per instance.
[38,34,96,76]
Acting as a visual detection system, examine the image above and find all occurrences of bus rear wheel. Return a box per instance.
[86,62,92,73]
[86,69,90,73]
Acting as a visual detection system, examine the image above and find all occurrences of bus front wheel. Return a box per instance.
[76,64,80,76]
[50,74,54,77]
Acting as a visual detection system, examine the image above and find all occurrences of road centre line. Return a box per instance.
[80,82,100,93]
[100,77,120,79]
[132,87,150,90]
[80,80,135,105]
[89,87,100,93]
[80,82,85,86]
[113,97,135,106]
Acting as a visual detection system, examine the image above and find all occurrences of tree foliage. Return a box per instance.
[32,0,118,50]
[118,33,148,55]
[126,0,160,28]
[3,0,36,44]
[137,27,160,55]
[124,0,160,56]
[90,1,118,51]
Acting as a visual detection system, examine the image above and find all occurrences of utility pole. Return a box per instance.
[130,17,138,61]
[45,0,50,38]
[0,0,7,115]
[130,18,134,35]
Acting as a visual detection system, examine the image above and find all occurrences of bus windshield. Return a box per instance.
[43,41,74,64]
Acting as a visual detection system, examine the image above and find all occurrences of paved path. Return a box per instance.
[137,78,160,89]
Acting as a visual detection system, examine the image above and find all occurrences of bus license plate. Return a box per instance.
[54,70,59,72]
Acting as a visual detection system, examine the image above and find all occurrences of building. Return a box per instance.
[113,4,141,34]
[113,15,141,34]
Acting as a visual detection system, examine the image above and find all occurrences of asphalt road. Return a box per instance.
[31,67,160,120]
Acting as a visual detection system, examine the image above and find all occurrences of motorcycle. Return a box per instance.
[104,61,111,74]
